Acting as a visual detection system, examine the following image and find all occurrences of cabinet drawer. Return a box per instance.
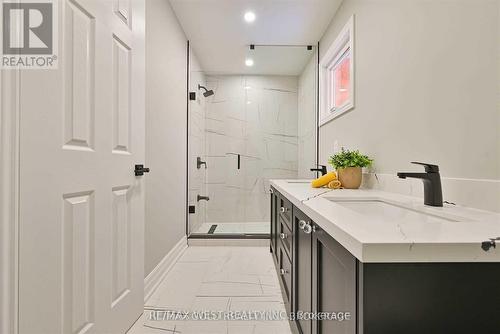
[278,195,292,230]
[279,217,292,259]
[278,245,292,312]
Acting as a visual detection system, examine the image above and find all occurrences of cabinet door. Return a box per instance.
[312,225,357,334]
[293,209,313,334]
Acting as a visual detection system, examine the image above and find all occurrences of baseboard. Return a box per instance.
[144,236,188,302]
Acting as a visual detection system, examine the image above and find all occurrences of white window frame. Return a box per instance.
[319,15,355,126]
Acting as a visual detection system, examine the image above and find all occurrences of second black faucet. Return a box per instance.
[397,162,443,207]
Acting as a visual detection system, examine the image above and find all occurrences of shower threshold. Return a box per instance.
[190,222,270,239]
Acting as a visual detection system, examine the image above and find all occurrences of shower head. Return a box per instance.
[198,84,214,97]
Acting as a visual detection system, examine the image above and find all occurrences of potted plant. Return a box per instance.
[328,148,373,189]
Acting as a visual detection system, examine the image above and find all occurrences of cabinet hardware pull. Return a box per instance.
[298,220,307,230]
[280,268,288,275]
[303,223,313,234]
[280,233,287,239]
[269,188,274,194]
[280,207,287,213]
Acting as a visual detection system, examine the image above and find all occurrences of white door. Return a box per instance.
[18,0,145,333]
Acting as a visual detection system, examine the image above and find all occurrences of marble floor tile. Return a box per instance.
[128,246,292,334]
[197,281,265,297]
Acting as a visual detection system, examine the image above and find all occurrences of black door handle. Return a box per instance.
[134,164,150,176]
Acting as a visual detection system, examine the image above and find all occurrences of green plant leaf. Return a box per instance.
[328,148,373,169]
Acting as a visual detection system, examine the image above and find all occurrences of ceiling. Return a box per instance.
[169,0,343,75]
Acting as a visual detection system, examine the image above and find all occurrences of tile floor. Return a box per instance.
[193,222,270,235]
[128,246,292,334]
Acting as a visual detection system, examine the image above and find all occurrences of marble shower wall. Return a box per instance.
[204,75,299,223]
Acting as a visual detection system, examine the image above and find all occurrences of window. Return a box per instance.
[319,16,354,126]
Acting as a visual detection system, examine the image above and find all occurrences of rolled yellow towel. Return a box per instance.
[311,171,337,188]
[327,180,342,189]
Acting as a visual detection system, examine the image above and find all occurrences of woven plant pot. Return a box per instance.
[337,167,362,189]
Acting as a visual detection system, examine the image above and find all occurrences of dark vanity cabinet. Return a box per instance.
[271,187,357,334]
[270,186,500,334]
[271,187,293,314]
[311,224,357,334]
[293,207,357,334]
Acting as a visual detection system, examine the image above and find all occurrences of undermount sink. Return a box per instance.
[327,198,466,223]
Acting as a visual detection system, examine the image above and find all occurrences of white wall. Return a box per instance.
[145,0,189,276]
[319,0,500,212]
[298,53,318,178]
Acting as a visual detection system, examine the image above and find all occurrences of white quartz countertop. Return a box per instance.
[270,179,500,263]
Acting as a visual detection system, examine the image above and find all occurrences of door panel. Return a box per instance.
[19,0,145,333]
[62,191,96,334]
[111,186,132,307]
[64,0,95,151]
[112,35,132,154]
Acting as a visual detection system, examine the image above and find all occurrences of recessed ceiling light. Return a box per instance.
[244,11,256,23]
[245,58,254,67]
[244,86,252,89]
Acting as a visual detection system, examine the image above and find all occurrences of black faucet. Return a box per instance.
[310,165,327,176]
[397,162,443,207]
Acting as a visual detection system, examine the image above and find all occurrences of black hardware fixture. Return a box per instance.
[226,152,242,170]
[189,92,196,100]
[249,44,314,50]
[310,164,327,176]
[397,162,443,207]
[481,237,500,252]
[208,224,218,234]
[188,205,196,214]
[197,195,209,202]
[134,164,150,176]
[197,157,207,169]
[198,84,214,97]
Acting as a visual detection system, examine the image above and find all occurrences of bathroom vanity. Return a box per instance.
[269,180,500,334]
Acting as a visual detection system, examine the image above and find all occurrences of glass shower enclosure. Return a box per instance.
[187,45,318,238]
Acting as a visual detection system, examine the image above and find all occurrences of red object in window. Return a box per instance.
[334,54,350,108]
